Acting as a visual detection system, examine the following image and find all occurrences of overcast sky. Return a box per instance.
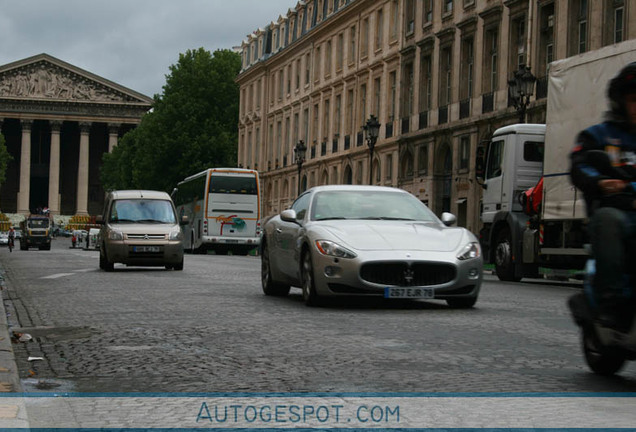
[0,0,296,98]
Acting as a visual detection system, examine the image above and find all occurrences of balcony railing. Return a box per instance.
[419,111,428,130]
[385,122,393,139]
[459,99,470,119]
[401,117,410,134]
[482,92,494,113]
[438,105,448,124]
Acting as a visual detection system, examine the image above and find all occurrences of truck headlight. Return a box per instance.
[108,230,123,241]
[457,242,481,260]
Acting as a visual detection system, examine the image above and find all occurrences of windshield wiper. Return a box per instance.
[315,217,348,221]
[136,219,169,224]
[358,217,415,221]
[110,218,136,223]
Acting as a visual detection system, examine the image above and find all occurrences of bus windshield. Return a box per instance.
[209,175,258,195]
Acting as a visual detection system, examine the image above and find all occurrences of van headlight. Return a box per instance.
[108,230,124,241]
[169,228,183,241]
[457,242,481,260]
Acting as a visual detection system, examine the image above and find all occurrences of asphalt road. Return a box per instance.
[1,237,636,394]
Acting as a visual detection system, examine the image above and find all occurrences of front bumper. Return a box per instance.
[310,249,483,299]
[201,236,261,247]
[105,240,184,266]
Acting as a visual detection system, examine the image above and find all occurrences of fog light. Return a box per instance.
[468,268,480,279]
[324,266,338,277]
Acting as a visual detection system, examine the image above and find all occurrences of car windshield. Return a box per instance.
[109,199,177,224]
[310,190,439,222]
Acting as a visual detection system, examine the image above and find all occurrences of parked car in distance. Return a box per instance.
[0,232,8,246]
[98,190,187,271]
[261,185,483,307]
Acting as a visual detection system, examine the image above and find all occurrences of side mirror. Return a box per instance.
[95,215,104,225]
[180,215,189,225]
[280,209,299,224]
[441,212,457,227]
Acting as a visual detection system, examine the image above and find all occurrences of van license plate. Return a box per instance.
[384,287,434,299]
[133,246,160,253]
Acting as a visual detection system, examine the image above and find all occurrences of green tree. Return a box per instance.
[102,48,241,192]
[0,134,12,188]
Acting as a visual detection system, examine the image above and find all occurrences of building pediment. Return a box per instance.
[0,53,153,106]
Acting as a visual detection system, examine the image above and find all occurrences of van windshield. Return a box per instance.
[109,199,177,224]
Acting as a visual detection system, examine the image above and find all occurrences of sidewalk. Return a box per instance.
[0,268,29,427]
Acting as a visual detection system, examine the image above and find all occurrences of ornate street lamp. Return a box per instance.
[293,140,307,195]
[363,115,381,185]
[508,64,537,123]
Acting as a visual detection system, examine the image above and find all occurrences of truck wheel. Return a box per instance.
[494,228,521,282]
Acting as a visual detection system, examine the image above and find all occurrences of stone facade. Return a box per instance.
[0,53,152,216]
[236,0,634,234]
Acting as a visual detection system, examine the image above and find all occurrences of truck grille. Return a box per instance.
[360,262,456,287]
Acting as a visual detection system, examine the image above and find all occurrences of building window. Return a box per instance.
[278,70,284,100]
[303,108,309,144]
[419,54,432,112]
[323,99,330,141]
[390,0,399,41]
[459,136,470,171]
[604,1,625,45]
[511,16,526,71]
[403,62,414,118]
[418,144,428,174]
[361,17,369,57]
[460,37,474,101]
[423,0,433,25]
[405,0,415,35]
[569,0,588,55]
[374,77,382,118]
[295,59,301,91]
[325,40,332,77]
[335,94,342,136]
[444,0,453,15]
[375,8,384,51]
[483,27,498,94]
[313,104,319,144]
[439,46,452,107]
[347,89,354,136]
[359,83,367,128]
[336,33,344,71]
[386,154,393,180]
[287,64,292,95]
[349,25,356,64]
[305,53,311,86]
[314,46,321,82]
[388,71,397,123]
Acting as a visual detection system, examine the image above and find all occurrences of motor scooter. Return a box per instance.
[568,259,636,375]
[567,149,636,375]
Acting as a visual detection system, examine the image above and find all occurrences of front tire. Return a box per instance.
[582,326,626,375]
[100,246,114,272]
[261,239,290,296]
[301,249,320,306]
[494,228,521,282]
[173,258,184,271]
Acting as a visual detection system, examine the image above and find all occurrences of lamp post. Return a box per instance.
[508,64,537,123]
[293,140,307,195]
[363,115,381,185]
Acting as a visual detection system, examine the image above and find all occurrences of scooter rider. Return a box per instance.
[570,62,636,330]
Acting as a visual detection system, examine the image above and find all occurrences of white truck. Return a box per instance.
[478,39,636,281]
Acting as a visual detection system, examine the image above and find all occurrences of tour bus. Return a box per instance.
[172,168,261,255]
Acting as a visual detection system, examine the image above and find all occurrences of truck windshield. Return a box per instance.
[109,199,177,223]
[28,219,49,228]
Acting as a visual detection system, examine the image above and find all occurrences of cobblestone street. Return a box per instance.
[2,239,635,396]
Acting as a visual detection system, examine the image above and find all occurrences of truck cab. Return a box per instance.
[19,214,52,250]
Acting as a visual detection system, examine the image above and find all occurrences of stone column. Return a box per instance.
[48,121,62,215]
[75,122,91,215]
[108,124,120,153]
[17,120,32,214]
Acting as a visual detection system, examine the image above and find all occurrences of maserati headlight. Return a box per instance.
[315,240,357,259]
[108,230,124,241]
[169,228,183,241]
[457,242,481,260]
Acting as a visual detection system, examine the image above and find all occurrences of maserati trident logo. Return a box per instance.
[404,268,415,286]
[144,234,150,240]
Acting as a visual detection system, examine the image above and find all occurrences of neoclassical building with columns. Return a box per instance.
[0,53,152,217]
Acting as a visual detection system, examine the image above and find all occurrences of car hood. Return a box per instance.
[319,221,466,252]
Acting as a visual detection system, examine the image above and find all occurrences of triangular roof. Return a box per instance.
[0,53,153,106]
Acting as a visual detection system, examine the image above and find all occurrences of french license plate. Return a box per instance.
[384,287,434,299]
[133,246,160,253]
[225,239,239,243]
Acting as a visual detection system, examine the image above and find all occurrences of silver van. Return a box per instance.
[98,190,186,271]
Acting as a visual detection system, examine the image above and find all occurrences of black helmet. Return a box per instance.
[608,62,636,118]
